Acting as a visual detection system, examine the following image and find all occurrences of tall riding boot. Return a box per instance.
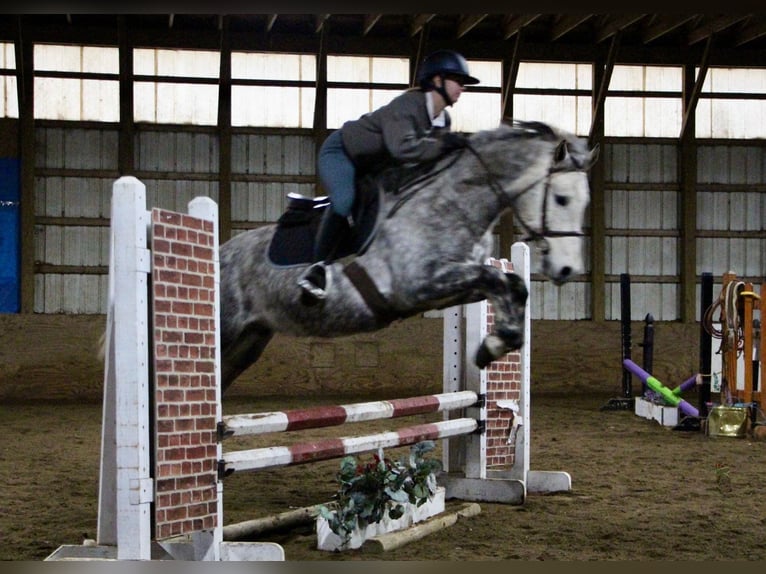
[297,209,350,302]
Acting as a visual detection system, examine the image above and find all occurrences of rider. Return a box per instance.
[298,49,480,303]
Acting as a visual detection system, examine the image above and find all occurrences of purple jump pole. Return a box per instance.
[673,374,699,395]
[623,359,699,418]
[677,399,699,418]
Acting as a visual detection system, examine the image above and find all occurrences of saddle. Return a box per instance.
[267,158,443,267]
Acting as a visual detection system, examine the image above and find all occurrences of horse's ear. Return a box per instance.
[556,140,599,170]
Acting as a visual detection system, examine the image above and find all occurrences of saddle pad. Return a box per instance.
[267,189,380,267]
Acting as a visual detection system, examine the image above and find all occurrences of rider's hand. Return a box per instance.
[441,132,469,152]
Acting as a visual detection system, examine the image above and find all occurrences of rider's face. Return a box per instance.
[432,75,466,106]
[443,77,466,104]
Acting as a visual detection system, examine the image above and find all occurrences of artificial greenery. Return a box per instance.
[317,441,443,546]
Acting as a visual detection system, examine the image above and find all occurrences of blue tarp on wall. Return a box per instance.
[0,157,20,313]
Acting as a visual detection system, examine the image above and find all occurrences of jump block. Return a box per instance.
[634,396,679,427]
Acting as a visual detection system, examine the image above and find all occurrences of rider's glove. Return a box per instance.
[441,131,469,152]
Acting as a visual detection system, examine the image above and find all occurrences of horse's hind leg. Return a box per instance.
[220,323,274,393]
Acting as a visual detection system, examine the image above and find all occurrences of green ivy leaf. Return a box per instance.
[321,442,442,543]
[388,504,405,520]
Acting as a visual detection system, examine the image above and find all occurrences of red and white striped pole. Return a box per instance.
[220,418,479,475]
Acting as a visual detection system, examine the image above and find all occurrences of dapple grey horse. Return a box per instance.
[219,120,598,392]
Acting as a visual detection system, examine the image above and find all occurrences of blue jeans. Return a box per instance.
[317,130,356,217]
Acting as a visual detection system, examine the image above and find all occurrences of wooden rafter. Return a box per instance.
[550,14,592,41]
[687,14,750,45]
[680,35,712,140]
[641,15,698,43]
[734,15,766,46]
[363,14,382,36]
[410,14,435,37]
[457,14,487,39]
[595,14,646,44]
[315,14,330,34]
[589,30,620,142]
[503,14,540,40]
[412,26,429,87]
[501,26,523,119]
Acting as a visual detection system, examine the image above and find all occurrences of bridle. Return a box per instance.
[464,141,586,249]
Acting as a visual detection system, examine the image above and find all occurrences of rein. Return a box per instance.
[385,153,463,219]
[464,141,585,244]
[342,131,586,326]
[385,132,588,245]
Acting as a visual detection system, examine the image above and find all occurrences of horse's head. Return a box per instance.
[529,129,597,284]
[476,120,598,285]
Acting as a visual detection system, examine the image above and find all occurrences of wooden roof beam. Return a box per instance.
[595,14,647,44]
[733,15,766,46]
[589,30,620,142]
[503,14,540,40]
[316,14,330,34]
[687,14,751,45]
[680,35,711,140]
[550,14,592,42]
[502,26,524,118]
[641,15,698,43]
[363,14,382,36]
[410,14,435,37]
[457,14,487,39]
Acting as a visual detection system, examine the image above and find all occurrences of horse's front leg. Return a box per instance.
[423,264,528,368]
[473,271,528,368]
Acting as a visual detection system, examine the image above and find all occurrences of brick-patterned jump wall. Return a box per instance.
[484,258,521,471]
[151,208,219,541]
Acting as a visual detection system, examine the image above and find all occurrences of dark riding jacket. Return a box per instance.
[340,89,452,172]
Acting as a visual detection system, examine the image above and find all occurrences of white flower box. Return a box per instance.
[316,486,446,551]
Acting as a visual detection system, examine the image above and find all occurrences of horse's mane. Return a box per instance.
[367,118,588,215]
[469,119,591,163]
[469,119,560,145]
[502,119,558,138]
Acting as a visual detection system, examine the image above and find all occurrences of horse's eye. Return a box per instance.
[555,195,570,207]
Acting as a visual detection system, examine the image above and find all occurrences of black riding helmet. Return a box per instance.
[417,49,480,106]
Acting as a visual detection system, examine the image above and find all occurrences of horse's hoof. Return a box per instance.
[506,333,524,351]
[475,343,493,369]
[497,327,524,350]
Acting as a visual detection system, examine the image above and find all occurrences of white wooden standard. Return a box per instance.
[96,176,153,560]
[440,243,570,502]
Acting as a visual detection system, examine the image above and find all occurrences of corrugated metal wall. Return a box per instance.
[34,127,116,313]
[697,144,766,280]
[32,124,766,320]
[230,133,315,229]
[604,142,679,321]
[33,126,317,313]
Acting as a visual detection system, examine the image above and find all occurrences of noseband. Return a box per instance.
[465,142,586,247]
